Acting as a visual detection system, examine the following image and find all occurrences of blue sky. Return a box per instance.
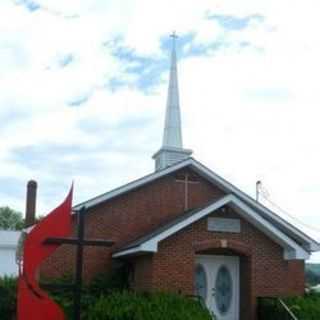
[1,0,320,261]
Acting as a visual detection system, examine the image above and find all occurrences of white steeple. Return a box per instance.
[162,32,182,148]
[153,33,192,171]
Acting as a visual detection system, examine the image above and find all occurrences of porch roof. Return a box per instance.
[112,194,310,261]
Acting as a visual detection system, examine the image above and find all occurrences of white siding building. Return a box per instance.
[0,230,21,277]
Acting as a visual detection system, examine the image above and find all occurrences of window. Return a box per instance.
[215,265,233,315]
[194,264,207,302]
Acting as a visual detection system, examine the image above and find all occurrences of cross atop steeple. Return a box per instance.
[170,31,178,39]
[153,34,193,171]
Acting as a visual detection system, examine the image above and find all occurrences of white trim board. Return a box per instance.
[73,159,192,210]
[113,194,310,260]
[189,159,320,252]
[73,157,319,252]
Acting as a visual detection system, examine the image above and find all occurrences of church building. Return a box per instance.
[42,36,320,320]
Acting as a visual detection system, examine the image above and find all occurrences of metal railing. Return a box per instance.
[278,299,298,320]
[258,297,298,320]
[187,294,207,309]
[187,295,217,319]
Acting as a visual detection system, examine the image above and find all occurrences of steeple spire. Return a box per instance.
[162,32,183,148]
[153,33,192,171]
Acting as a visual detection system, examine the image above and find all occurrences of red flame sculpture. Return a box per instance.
[17,187,73,320]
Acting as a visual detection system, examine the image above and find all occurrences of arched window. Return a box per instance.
[215,265,233,315]
[194,264,207,302]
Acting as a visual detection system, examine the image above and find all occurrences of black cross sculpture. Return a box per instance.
[42,206,114,320]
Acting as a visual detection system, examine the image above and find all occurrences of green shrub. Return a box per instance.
[40,273,74,318]
[258,298,289,319]
[0,276,17,320]
[86,265,130,297]
[88,291,213,320]
[284,292,320,320]
[1,272,212,320]
[258,292,320,320]
[47,267,130,319]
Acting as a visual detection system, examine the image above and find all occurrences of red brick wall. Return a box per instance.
[239,255,252,320]
[132,255,154,292]
[288,260,305,293]
[138,208,304,320]
[41,167,305,320]
[41,168,223,279]
[148,208,305,297]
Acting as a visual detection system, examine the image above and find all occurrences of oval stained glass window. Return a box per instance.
[215,265,233,315]
[194,264,207,302]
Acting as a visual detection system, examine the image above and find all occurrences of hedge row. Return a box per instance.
[0,276,17,320]
[0,275,212,320]
[258,292,320,320]
[88,291,213,320]
[3,273,320,320]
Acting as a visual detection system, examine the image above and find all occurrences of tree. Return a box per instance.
[0,206,24,230]
[306,269,320,286]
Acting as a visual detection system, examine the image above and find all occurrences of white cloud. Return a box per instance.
[1,0,320,262]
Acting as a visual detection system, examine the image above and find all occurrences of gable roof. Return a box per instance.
[74,157,320,252]
[112,194,310,260]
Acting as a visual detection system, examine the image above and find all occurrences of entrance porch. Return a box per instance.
[194,241,254,320]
